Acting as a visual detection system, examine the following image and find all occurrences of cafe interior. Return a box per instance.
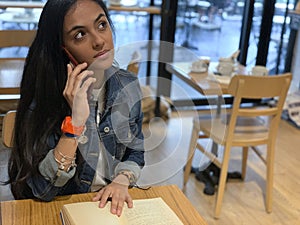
[0,0,300,224]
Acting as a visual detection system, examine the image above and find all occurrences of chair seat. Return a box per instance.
[199,116,270,146]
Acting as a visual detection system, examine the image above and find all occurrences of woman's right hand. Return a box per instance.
[63,63,96,126]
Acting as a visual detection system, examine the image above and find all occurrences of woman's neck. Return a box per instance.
[93,70,105,89]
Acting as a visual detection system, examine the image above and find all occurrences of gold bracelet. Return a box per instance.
[116,171,135,187]
[53,151,77,172]
[56,149,76,160]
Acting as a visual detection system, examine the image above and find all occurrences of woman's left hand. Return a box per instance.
[92,175,133,217]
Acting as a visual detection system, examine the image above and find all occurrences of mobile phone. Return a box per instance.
[62,46,79,66]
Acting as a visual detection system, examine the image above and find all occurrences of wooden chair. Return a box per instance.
[183,73,292,218]
[2,110,16,148]
[0,30,36,114]
[127,60,139,76]
[126,50,141,76]
[0,29,36,59]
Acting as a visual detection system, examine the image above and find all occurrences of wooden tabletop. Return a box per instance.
[166,62,247,96]
[0,59,24,94]
[109,5,161,14]
[0,185,207,225]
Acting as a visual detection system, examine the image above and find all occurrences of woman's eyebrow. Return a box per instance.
[67,13,106,34]
[94,13,106,23]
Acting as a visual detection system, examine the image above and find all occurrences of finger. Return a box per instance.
[99,189,112,208]
[63,64,74,96]
[78,76,96,94]
[72,70,95,95]
[65,62,88,91]
[110,194,121,215]
[126,195,133,208]
[116,197,125,217]
[92,188,104,202]
[72,62,88,74]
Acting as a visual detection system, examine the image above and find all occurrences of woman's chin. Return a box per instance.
[89,57,114,71]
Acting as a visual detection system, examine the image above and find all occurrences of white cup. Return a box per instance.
[199,56,210,66]
[217,62,234,76]
[251,66,268,76]
[191,60,208,72]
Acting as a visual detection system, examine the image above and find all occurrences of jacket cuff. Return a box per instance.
[114,161,141,185]
[38,149,76,187]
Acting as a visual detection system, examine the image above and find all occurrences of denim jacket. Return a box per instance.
[26,68,145,201]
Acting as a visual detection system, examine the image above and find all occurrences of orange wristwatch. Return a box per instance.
[61,116,85,137]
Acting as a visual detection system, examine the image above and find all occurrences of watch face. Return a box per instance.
[77,135,88,144]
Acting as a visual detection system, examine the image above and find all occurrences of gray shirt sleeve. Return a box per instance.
[38,149,76,187]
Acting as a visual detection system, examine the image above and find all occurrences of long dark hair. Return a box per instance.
[6,0,114,199]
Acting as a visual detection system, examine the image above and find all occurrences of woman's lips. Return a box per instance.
[94,50,110,59]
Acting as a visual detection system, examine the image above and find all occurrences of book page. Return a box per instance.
[120,198,183,225]
[61,198,183,225]
[61,201,122,225]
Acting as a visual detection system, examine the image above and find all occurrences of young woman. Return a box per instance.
[6,0,144,216]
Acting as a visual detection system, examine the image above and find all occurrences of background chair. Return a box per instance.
[126,50,142,76]
[183,73,292,218]
[0,30,36,130]
[2,110,15,148]
[0,29,36,59]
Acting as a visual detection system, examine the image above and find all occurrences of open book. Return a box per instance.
[60,197,183,225]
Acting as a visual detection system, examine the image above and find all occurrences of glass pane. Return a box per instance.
[248,0,294,74]
[172,0,245,101]
[268,0,294,73]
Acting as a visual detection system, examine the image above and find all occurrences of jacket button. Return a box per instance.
[104,127,110,133]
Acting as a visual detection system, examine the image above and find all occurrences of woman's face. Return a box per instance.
[63,0,114,69]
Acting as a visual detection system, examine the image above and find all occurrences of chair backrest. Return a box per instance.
[0,30,35,96]
[127,61,139,76]
[2,110,16,148]
[226,73,292,141]
[0,29,36,49]
[126,51,141,76]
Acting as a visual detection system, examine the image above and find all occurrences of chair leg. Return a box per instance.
[214,145,231,218]
[266,143,275,213]
[241,147,248,180]
[183,118,200,189]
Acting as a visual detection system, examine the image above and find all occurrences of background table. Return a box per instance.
[0,185,207,225]
[166,61,247,96]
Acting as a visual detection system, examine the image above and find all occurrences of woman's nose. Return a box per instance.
[92,33,105,50]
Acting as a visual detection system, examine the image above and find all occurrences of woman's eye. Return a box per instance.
[98,21,107,30]
[75,31,84,40]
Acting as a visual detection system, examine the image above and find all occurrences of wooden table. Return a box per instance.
[0,185,207,225]
[109,5,160,14]
[166,61,247,96]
